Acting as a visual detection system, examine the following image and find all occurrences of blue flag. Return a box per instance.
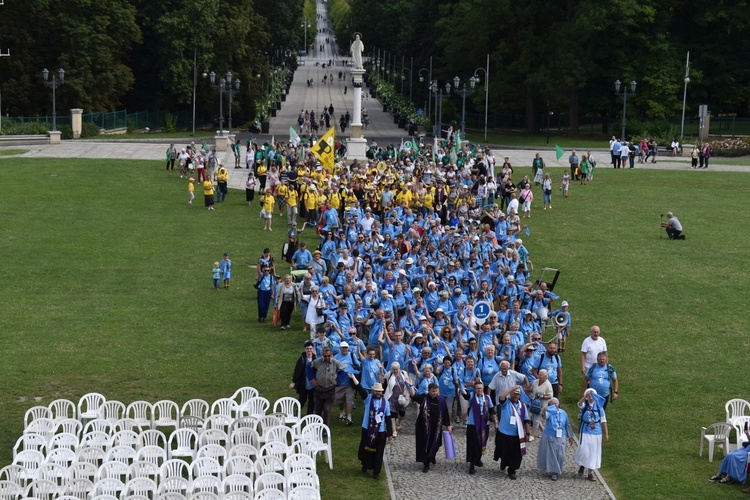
[525,226,530,237]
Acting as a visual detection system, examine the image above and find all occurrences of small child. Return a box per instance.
[212,262,221,290]
[550,300,572,352]
[561,170,570,198]
[188,177,195,205]
[219,252,232,289]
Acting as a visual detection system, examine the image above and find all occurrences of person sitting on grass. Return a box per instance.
[708,421,750,492]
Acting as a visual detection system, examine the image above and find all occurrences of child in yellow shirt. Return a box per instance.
[260,189,275,231]
[188,177,195,205]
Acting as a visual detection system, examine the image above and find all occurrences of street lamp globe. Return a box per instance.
[453,76,460,88]
[234,78,241,90]
[684,76,690,84]
[470,76,477,89]
[209,71,216,85]
[226,71,232,82]
[630,80,637,93]
[58,68,65,82]
[419,75,424,83]
[445,82,451,93]
[42,68,49,81]
[614,79,621,93]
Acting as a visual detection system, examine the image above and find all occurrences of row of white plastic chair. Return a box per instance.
[24,391,301,431]
[0,473,320,499]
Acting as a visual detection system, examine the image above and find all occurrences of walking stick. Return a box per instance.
[659,214,664,239]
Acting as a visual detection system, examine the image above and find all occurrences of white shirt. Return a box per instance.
[507,198,519,216]
[581,336,608,371]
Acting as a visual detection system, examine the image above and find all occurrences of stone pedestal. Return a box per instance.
[70,108,83,139]
[213,133,235,152]
[346,68,368,162]
[48,131,62,144]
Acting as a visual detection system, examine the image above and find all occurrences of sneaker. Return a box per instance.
[678,234,686,240]
[528,435,534,442]
[339,414,345,421]
[508,472,517,480]
[346,419,353,426]
[708,475,722,482]
[718,477,731,484]
[454,417,461,424]
[551,474,558,481]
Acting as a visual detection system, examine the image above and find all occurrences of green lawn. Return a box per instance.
[0,159,749,498]
[465,131,608,149]
[0,149,28,156]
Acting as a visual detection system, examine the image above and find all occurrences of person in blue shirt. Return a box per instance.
[292,242,313,270]
[357,382,393,480]
[255,265,274,323]
[360,347,384,392]
[533,341,563,398]
[212,262,222,290]
[549,300,572,352]
[583,352,619,409]
[517,343,538,385]
[219,252,232,289]
[435,356,459,422]
[493,385,531,480]
[477,345,501,390]
[334,342,361,426]
[573,389,609,482]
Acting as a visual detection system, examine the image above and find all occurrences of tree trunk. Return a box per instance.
[569,87,580,136]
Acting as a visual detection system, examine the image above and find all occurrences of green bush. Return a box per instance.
[163,113,177,133]
[80,122,101,138]
[0,121,49,135]
[58,125,74,140]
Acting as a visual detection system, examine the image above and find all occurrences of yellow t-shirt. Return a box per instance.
[287,189,298,207]
[203,180,214,195]
[329,191,342,210]
[188,182,195,192]
[276,184,289,198]
[262,194,275,212]
[304,191,317,210]
[396,190,412,206]
[217,168,228,183]
[257,164,267,176]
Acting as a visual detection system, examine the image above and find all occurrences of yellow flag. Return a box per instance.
[312,127,336,169]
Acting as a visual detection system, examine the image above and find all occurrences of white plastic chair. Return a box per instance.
[299,423,333,469]
[98,460,131,483]
[227,417,257,440]
[253,416,282,446]
[111,430,139,449]
[114,418,143,434]
[291,415,323,439]
[168,428,198,460]
[231,387,259,412]
[734,416,750,448]
[190,475,221,496]
[91,478,125,497]
[225,457,255,479]
[75,446,107,467]
[46,447,76,469]
[137,429,167,450]
[12,450,44,480]
[224,493,252,500]
[264,426,294,447]
[122,477,157,499]
[253,489,285,500]
[284,454,316,474]
[153,400,180,431]
[82,431,112,451]
[189,492,220,500]
[191,457,223,481]
[24,407,52,430]
[228,444,259,462]
[202,416,231,435]
[240,397,269,419]
[181,399,209,420]
[253,456,283,476]
[258,442,289,466]
[210,398,236,418]
[222,474,253,497]
[700,422,732,462]
[231,428,260,449]
[286,470,319,491]
[253,472,285,496]
[24,479,60,500]
[64,477,94,500]
[34,463,66,486]
[48,399,76,423]
[83,419,113,436]
[157,477,189,497]
[136,445,167,468]
[12,434,47,459]
[725,398,750,427]
[24,418,56,444]
[129,460,159,482]
[291,440,318,462]
[288,485,321,500]
[179,416,204,432]
[0,480,22,500]
[272,397,301,425]
[0,465,26,490]
[55,418,83,437]
[160,459,192,483]
[198,428,228,450]
[49,432,80,452]
[106,445,138,465]
[100,401,126,425]
[67,462,97,483]
[126,401,154,430]
[78,393,107,421]
[196,444,227,467]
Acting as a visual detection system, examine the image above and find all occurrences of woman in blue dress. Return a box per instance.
[537,398,575,481]
[709,421,750,489]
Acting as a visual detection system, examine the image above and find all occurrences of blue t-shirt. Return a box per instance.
[536,353,562,384]
[586,364,616,396]
[498,397,527,436]
[360,358,382,390]
[437,366,458,397]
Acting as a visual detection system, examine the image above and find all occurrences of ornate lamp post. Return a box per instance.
[614,79,637,141]
[473,54,490,142]
[209,71,240,135]
[42,68,65,132]
[452,75,476,137]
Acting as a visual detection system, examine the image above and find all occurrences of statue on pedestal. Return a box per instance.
[351,34,364,70]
